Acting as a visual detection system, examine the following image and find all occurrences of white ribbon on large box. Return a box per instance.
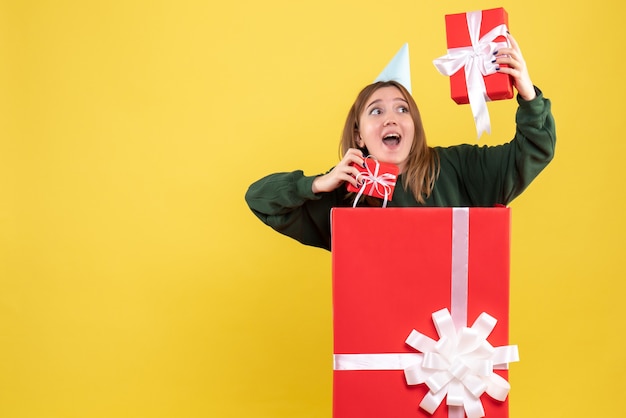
[433,11,509,138]
[333,208,519,418]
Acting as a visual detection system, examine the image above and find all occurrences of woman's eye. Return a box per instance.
[369,108,382,115]
[398,106,409,113]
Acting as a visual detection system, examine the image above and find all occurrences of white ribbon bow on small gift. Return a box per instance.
[433,11,509,138]
[352,156,397,208]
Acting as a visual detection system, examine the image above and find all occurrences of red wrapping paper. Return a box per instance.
[346,158,399,201]
[331,207,512,417]
[445,8,513,105]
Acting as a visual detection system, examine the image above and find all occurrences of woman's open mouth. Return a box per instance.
[382,133,401,146]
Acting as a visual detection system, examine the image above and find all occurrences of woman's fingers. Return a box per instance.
[493,34,536,101]
[313,150,365,193]
[342,148,365,167]
[507,32,521,54]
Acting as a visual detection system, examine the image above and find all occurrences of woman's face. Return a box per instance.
[356,86,415,173]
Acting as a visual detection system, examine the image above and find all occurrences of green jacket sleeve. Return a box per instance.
[505,86,556,203]
[244,170,339,250]
[436,86,556,206]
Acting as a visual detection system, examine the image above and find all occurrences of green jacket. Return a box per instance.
[245,87,556,251]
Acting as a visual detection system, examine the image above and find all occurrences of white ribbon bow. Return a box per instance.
[333,309,518,418]
[433,11,509,138]
[404,308,519,418]
[352,156,397,208]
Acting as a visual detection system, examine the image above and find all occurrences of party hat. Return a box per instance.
[374,43,411,94]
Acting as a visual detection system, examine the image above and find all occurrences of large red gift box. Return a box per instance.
[331,207,513,417]
[445,8,513,105]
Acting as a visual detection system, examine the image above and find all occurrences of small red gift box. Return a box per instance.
[331,207,515,418]
[346,158,399,203]
[444,7,513,105]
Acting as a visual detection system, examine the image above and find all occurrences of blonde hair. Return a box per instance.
[340,81,440,204]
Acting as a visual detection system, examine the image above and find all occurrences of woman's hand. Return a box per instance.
[494,33,536,101]
[312,148,365,193]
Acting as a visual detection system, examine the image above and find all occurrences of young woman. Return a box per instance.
[245,34,556,251]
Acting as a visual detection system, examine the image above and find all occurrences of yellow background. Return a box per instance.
[1,0,624,417]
